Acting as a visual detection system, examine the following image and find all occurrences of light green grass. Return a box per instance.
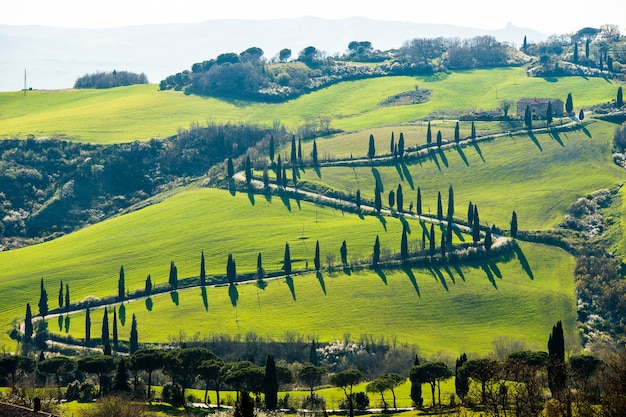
[56,241,576,357]
[297,120,625,231]
[0,68,621,143]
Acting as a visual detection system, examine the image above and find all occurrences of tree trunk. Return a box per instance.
[147,370,153,402]
[430,382,436,409]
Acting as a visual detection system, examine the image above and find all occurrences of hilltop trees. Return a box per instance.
[74,70,148,89]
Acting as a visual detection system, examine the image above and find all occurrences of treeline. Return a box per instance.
[74,70,149,89]
[0,123,280,247]
[159,35,515,101]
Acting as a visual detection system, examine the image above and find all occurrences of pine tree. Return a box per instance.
[340,240,348,267]
[510,211,518,238]
[617,86,624,108]
[145,275,152,295]
[65,283,70,312]
[291,135,297,164]
[283,243,292,275]
[264,354,279,410]
[58,280,64,309]
[312,140,318,165]
[436,191,443,220]
[429,223,436,255]
[454,122,460,143]
[471,121,476,139]
[118,266,125,301]
[227,157,234,178]
[168,261,178,289]
[129,314,138,354]
[114,357,131,393]
[484,229,493,250]
[314,240,321,271]
[269,135,275,163]
[396,184,403,212]
[546,102,553,126]
[372,235,380,266]
[436,130,442,147]
[398,132,405,158]
[85,307,91,343]
[426,121,432,145]
[401,225,409,261]
[416,187,422,215]
[38,278,48,317]
[368,134,376,159]
[524,105,532,129]
[24,303,33,339]
[565,93,574,114]
[447,185,454,219]
[113,308,119,349]
[200,251,206,286]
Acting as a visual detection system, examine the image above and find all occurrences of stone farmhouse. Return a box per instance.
[516,98,564,118]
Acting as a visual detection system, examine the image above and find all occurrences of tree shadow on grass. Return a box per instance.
[64,315,70,333]
[316,272,327,295]
[528,131,542,151]
[394,163,405,182]
[402,266,420,297]
[452,224,466,242]
[247,187,255,206]
[453,264,466,282]
[228,179,236,196]
[437,148,449,168]
[481,264,497,289]
[443,265,456,285]
[376,214,387,231]
[228,283,239,307]
[582,125,592,138]
[286,276,296,301]
[399,216,411,234]
[549,129,564,147]
[257,278,267,290]
[201,286,208,311]
[372,167,384,193]
[314,165,322,178]
[472,141,486,162]
[279,193,292,211]
[374,267,387,285]
[170,291,179,306]
[400,161,414,189]
[428,149,442,171]
[514,244,534,280]
[119,305,126,326]
[145,297,153,311]
[430,267,449,291]
[456,145,470,166]
[488,260,503,279]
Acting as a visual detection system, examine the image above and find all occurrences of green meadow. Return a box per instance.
[0,68,621,143]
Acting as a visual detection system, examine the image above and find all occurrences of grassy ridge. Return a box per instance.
[0,68,621,143]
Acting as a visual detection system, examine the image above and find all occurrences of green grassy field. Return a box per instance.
[296,120,625,231]
[0,68,621,143]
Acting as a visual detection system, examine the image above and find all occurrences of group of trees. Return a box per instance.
[74,70,148,89]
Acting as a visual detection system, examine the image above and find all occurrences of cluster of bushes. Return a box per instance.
[74,70,148,89]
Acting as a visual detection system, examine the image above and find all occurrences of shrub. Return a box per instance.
[161,382,184,406]
[301,394,326,411]
[339,392,370,410]
[79,395,152,417]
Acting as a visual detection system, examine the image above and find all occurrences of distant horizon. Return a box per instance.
[1,0,623,35]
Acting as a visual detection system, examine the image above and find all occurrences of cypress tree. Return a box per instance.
[440,230,446,255]
[390,132,395,155]
[227,254,236,283]
[436,191,443,220]
[436,130,442,147]
[471,121,476,139]
[617,86,624,108]
[113,308,119,349]
[85,307,91,343]
[372,235,380,266]
[455,353,469,403]
[467,201,474,226]
[426,121,432,145]
[145,275,152,295]
[129,314,138,354]
[547,321,567,400]
[102,308,110,347]
[282,167,288,188]
[510,211,518,238]
[297,137,302,162]
[65,283,70,312]
[429,223,436,255]
[446,221,453,251]
[114,357,131,394]
[447,185,454,219]
[118,266,125,301]
[309,340,319,365]
[410,355,423,407]
[388,190,395,210]
[396,184,403,212]
[374,185,382,213]
[104,339,112,356]
[291,134,297,163]
[401,225,409,261]
[524,105,532,129]
[227,157,234,178]
[314,240,321,271]
[169,261,178,289]
[398,132,405,158]
[578,109,585,121]
[24,303,33,339]
[264,354,279,410]
[585,38,590,59]
[312,140,318,165]
[58,280,64,309]
[368,134,376,159]
[38,278,48,317]
[416,187,422,216]
[454,121,460,143]
[200,251,206,286]
[522,35,527,50]
[565,93,574,114]
[340,240,348,267]
[355,189,361,209]
[472,205,481,242]
[257,252,264,280]
[276,155,282,185]
[269,135,275,162]
[283,243,292,275]
[573,43,579,63]
[484,229,493,251]
[546,102,553,126]
[421,229,426,250]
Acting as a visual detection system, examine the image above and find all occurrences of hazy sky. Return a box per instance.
[1,0,624,34]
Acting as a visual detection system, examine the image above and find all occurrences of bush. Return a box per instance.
[339,392,370,410]
[79,395,152,417]
[66,380,95,403]
[301,394,326,411]
[161,382,184,406]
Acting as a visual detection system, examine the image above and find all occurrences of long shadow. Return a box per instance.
[64,315,71,333]
[145,297,153,311]
[294,191,302,210]
[430,267,449,291]
[247,188,255,206]
[279,193,292,211]
[316,272,327,294]
[228,178,236,196]
[452,224,466,242]
[437,148,449,168]
[286,276,296,301]
[549,129,564,147]
[453,264,466,282]
[343,266,352,275]
[401,162,414,189]
[472,141,486,162]
[170,291,179,306]
[119,305,126,326]
[582,126,592,138]
[402,266,420,297]
[228,283,239,307]
[456,145,470,166]
[481,264,497,289]
[314,165,322,178]
[201,286,208,311]
[428,149,442,171]
[528,131,542,151]
[257,278,267,290]
[399,216,411,234]
[420,220,431,240]
[489,261,503,279]
[372,167,384,192]
[374,267,387,285]
[394,163,405,182]
[514,244,534,280]
[443,265,456,285]
[376,214,387,231]
[264,190,272,203]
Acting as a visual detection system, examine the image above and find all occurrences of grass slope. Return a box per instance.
[0,68,621,143]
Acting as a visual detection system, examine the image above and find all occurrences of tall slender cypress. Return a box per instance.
[426,121,432,145]
[467,201,474,226]
[129,314,138,354]
[65,283,70,312]
[372,235,380,266]
[511,211,518,238]
[24,303,33,339]
[269,135,275,162]
[429,223,436,255]
[314,240,321,271]
[85,307,91,342]
[113,308,119,349]
[401,225,409,260]
[264,354,279,410]
[398,132,405,158]
[416,187,422,216]
[200,251,206,286]
[472,205,481,242]
[58,280,64,309]
[38,278,48,317]
[291,135,297,163]
[168,261,178,289]
[102,308,110,347]
[454,122,460,143]
[396,184,404,212]
[447,185,454,219]
[297,137,302,162]
[283,243,292,275]
[436,191,443,220]
[312,140,318,165]
[368,134,376,159]
[118,266,125,301]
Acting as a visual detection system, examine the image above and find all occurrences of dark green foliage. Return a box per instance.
[314,241,321,271]
[330,369,365,417]
[566,93,574,114]
[436,191,443,220]
[309,340,318,366]
[398,132,405,158]
[298,364,327,397]
[264,354,278,410]
[77,355,116,396]
[162,382,185,406]
[447,185,454,219]
[312,140,318,165]
[401,225,409,260]
[118,266,125,301]
[256,252,264,281]
[410,355,423,407]
[416,187,422,215]
[429,223,436,255]
[0,355,35,392]
[396,184,403,212]
[58,280,63,309]
[445,222,453,251]
[374,185,382,213]
[112,308,118,349]
[244,156,252,183]
[276,155,282,185]
[468,201,474,226]
[484,229,493,251]
[168,261,178,289]
[233,390,255,417]
[524,105,532,128]
[573,43,579,63]
[546,102,553,125]
[75,70,148,89]
[472,205,481,243]
[65,283,70,312]
[114,358,131,394]
[283,242,292,275]
[471,121,476,139]
[227,254,237,282]
[523,35,527,50]
[455,353,469,403]
[200,251,206,286]
[372,235,381,266]
[436,130,442,147]
[24,303,33,339]
[426,121,432,144]
[262,165,269,189]
[454,122,460,143]
[390,132,395,155]
[291,135,297,164]
[547,321,567,400]
[131,348,163,400]
[410,362,453,408]
[85,307,91,342]
[297,137,302,162]
[340,240,348,267]
[617,86,623,108]
[368,134,376,159]
[227,157,235,178]
[579,109,585,121]
[38,278,48,317]
[282,167,288,188]
[269,135,275,162]
[388,190,395,210]
[355,189,361,209]
[460,358,500,405]
[102,309,110,350]
[440,231,446,255]
[144,275,152,295]
[510,211,518,238]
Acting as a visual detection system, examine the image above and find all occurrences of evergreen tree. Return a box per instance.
[200,251,206,286]
[227,254,237,283]
[429,223,436,255]
[355,189,361,209]
[440,230,446,255]
[262,165,270,189]
[447,185,454,219]
[566,93,574,114]
[372,235,381,266]
[436,191,443,220]
[401,225,409,261]
[85,307,91,343]
[573,43,579,63]
[276,155,282,185]
[585,38,590,59]
[454,122,460,143]
[547,321,567,400]
[309,340,319,365]
[269,135,275,162]
[244,156,252,184]
[312,140,319,165]
[578,109,585,121]
[65,283,70,312]
[388,190,395,210]
[129,314,138,354]
[368,134,376,159]
[169,261,178,289]
[421,229,426,250]
[467,201,474,226]
[282,167,288,188]
[522,35,527,50]
[297,137,302,162]
[410,355,423,407]
[546,102,553,126]
[145,275,152,295]
[264,354,279,410]
[390,132,395,155]
[340,240,348,267]
[524,105,532,129]
[484,229,493,251]
[256,252,264,280]
[104,339,112,356]
[398,132,405,158]
[58,280,64,309]
[314,240,321,271]
[426,121,432,145]
[416,187,422,215]
[510,211,518,238]
[24,303,33,339]
[455,353,469,403]
[114,357,131,394]
[374,185,382,213]
[102,308,110,348]
[112,308,119,349]
[396,184,403,212]
[446,221,453,251]
[118,266,125,301]
[436,130,442,147]
[227,157,234,178]
[471,121,476,139]
[617,86,624,108]
[38,278,48,317]
[283,242,292,275]
[472,205,481,243]
[291,134,297,163]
